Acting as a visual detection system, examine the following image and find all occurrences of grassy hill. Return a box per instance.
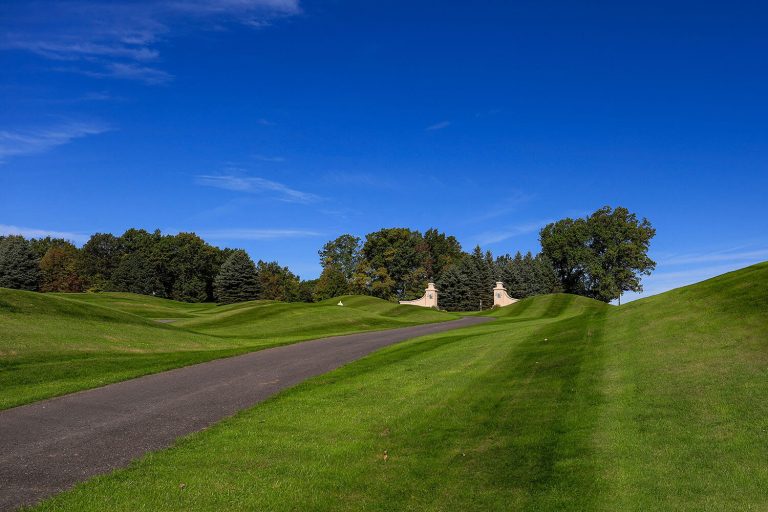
[28,262,768,511]
[0,291,457,410]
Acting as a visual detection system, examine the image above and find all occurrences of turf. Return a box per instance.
[0,291,457,410]
[24,262,768,511]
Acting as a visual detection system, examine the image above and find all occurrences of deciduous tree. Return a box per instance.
[540,206,655,302]
[318,234,361,283]
[256,260,300,302]
[39,242,85,292]
[313,264,349,301]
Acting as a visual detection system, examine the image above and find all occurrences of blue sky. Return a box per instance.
[2,0,767,301]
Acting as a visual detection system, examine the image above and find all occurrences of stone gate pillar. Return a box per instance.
[493,282,519,307]
[398,283,438,308]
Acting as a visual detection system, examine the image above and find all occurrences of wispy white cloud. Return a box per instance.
[0,122,111,163]
[659,247,768,266]
[170,0,300,16]
[621,263,751,303]
[460,192,534,225]
[473,220,549,245]
[0,224,89,244]
[5,39,160,62]
[2,0,301,85]
[426,121,451,131]
[620,244,768,303]
[75,62,173,85]
[324,171,394,189]
[196,174,321,203]
[55,63,172,85]
[252,154,286,163]
[200,228,321,240]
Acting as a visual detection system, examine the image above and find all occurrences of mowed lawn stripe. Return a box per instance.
[0,317,489,511]
[28,296,611,511]
[26,263,768,511]
[0,291,458,410]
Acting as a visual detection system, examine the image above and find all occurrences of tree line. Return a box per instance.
[0,206,655,308]
[0,229,307,304]
[311,229,562,311]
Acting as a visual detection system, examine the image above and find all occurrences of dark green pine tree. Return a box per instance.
[436,263,466,311]
[214,250,260,304]
[0,236,40,290]
[437,251,493,312]
[469,246,495,310]
[496,251,561,299]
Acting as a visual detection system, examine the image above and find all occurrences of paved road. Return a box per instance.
[0,317,490,511]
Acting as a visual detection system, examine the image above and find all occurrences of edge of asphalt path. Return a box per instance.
[0,316,492,511]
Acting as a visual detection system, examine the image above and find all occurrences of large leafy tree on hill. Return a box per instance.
[256,260,301,302]
[422,228,463,281]
[29,237,73,260]
[214,250,260,304]
[318,234,361,283]
[111,251,164,296]
[155,233,220,302]
[80,233,123,289]
[540,206,656,302]
[110,229,164,296]
[0,236,40,290]
[316,234,362,299]
[358,228,426,300]
[313,264,349,301]
[39,242,85,292]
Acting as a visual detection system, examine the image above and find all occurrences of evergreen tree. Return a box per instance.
[436,257,476,311]
[214,250,259,304]
[470,246,495,309]
[495,251,560,299]
[0,236,40,290]
[532,254,560,295]
[437,250,494,312]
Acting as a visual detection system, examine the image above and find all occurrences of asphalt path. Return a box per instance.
[0,316,490,510]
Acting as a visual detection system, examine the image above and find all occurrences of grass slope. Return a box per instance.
[28,262,768,511]
[0,291,457,410]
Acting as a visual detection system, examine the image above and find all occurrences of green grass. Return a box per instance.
[0,291,457,410]
[24,261,768,511]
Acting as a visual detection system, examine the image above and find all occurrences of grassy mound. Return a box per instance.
[320,294,453,320]
[48,291,217,319]
[483,292,608,320]
[29,262,768,511]
[173,296,455,338]
[0,291,456,410]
